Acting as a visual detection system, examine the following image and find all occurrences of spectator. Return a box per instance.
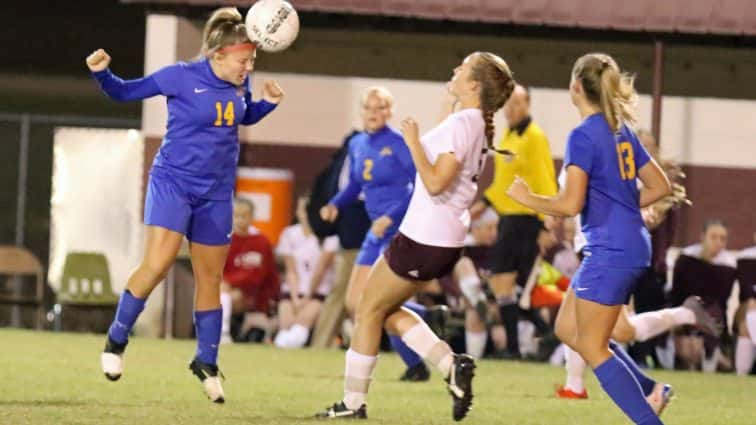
[735,232,756,375]
[274,196,339,348]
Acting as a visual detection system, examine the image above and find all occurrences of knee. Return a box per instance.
[137,261,170,284]
[554,315,573,345]
[611,323,635,343]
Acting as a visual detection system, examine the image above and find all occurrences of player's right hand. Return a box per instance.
[320,204,339,222]
[86,49,111,72]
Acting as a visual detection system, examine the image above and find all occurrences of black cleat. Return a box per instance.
[446,354,476,421]
[315,401,367,419]
[189,358,225,403]
[426,305,450,340]
[399,363,431,382]
[101,337,127,381]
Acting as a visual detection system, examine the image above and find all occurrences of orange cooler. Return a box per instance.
[235,167,293,245]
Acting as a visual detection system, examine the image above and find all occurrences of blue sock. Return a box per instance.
[390,302,428,369]
[609,340,656,396]
[108,290,146,345]
[594,355,663,425]
[194,308,223,366]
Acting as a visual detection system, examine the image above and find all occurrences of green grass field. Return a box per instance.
[1,329,754,425]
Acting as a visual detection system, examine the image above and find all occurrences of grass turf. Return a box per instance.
[1,329,754,424]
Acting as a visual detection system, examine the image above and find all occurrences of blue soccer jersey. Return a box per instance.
[564,113,652,268]
[93,58,276,200]
[330,126,416,227]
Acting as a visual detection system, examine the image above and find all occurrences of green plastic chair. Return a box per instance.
[58,252,119,305]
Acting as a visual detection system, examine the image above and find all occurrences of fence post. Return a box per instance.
[15,114,30,247]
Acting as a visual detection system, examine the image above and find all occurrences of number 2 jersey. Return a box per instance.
[564,113,652,267]
[92,58,277,200]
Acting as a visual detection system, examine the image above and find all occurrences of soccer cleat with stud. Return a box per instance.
[682,296,723,337]
[646,383,674,416]
[314,401,367,419]
[189,358,225,403]
[101,337,126,381]
[555,385,588,399]
[399,363,431,382]
[446,354,476,421]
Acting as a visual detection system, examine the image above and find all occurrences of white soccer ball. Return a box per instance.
[245,0,299,53]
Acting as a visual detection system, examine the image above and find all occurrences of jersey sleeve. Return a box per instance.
[564,129,594,176]
[434,114,470,163]
[149,63,184,97]
[329,139,363,208]
[275,227,294,257]
[630,131,652,171]
[92,69,163,102]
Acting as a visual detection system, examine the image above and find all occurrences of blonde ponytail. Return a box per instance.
[573,53,638,132]
[201,7,249,56]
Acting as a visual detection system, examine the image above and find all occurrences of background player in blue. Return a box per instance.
[319,87,431,381]
[507,53,672,424]
[86,7,283,403]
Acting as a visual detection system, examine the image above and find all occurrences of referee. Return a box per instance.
[474,84,557,358]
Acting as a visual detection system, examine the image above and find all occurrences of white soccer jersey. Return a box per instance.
[399,108,487,247]
[276,224,339,296]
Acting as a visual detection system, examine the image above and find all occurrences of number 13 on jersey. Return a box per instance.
[616,141,636,180]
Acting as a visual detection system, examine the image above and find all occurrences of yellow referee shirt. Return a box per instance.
[484,117,557,217]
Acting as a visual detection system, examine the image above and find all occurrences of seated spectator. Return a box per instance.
[221,198,279,343]
[274,196,339,348]
[735,232,756,376]
[671,219,737,371]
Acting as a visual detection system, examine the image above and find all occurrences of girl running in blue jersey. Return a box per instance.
[507,53,672,425]
[320,87,432,381]
[87,7,283,403]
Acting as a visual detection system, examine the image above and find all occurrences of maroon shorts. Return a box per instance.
[384,232,463,282]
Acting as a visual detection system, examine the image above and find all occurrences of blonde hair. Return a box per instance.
[360,86,394,110]
[470,52,516,151]
[201,7,251,56]
[572,53,638,132]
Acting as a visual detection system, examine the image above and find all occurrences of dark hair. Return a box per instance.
[572,53,637,132]
[469,52,515,152]
[201,7,251,56]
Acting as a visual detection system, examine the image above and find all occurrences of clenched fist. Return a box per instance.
[86,49,111,72]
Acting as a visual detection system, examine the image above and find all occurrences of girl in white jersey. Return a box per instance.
[316,52,514,421]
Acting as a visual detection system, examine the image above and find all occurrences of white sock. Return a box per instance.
[629,307,695,342]
[274,329,290,348]
[459,275,484,305]
[564,346,586,393]
[343,349,377,410]
[220,292,232,337]
[747,311,756,346]
[465,330,487,359]
[701,347,720,373]
[402,322,454,377]
[735,337,755,376]
[287,324,310,348]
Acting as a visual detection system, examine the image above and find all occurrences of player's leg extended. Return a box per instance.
[101,225,183,381]
[554,288,589,398]
[575,297,662,425]
[188,240,230,403]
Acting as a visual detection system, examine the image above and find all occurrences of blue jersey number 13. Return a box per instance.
[616,141,636,180]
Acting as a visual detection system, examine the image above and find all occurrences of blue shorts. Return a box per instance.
[571,256,646,306]
[144,174,232,246]
[355,230,395,266]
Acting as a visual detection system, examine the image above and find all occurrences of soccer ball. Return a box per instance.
[245,0,300,53]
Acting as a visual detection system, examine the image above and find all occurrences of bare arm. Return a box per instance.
[507,165,589,217]
[638,158,672,208]
[401,118,461,196]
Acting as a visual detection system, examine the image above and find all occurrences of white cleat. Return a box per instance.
[101,339,126,381]
[646,383,674,416]
[189,358,225,403]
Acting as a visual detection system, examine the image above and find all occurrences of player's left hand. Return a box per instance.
[400,117,420,145]
[506,176,532,205]
[262,80,284,104]
[371,215,393,238]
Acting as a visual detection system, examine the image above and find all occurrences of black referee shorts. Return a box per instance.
[490,214,543,287]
